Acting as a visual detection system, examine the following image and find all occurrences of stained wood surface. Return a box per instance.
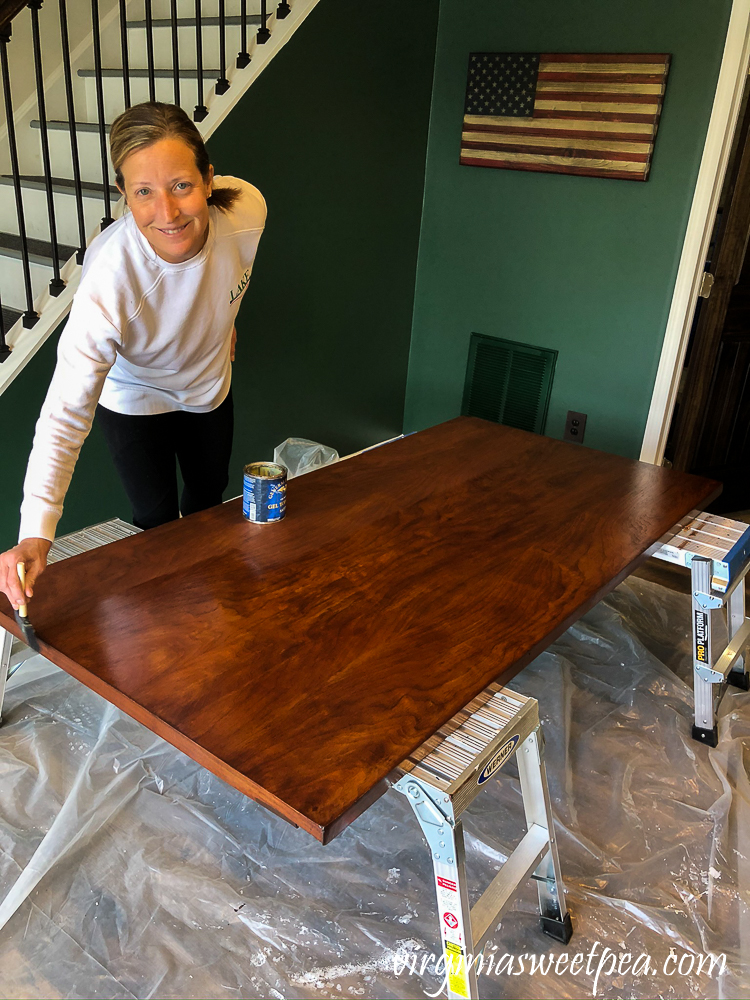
[0,418,720,842]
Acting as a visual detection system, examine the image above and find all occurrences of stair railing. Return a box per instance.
[0,0,289,365]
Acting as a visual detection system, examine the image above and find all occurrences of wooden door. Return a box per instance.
[667,81,750,512]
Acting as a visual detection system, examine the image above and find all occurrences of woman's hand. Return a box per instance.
[230,325,237,362]
[0,538,52,608]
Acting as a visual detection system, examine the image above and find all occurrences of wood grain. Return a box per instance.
[0,418,720,842]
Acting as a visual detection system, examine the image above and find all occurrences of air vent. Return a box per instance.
[462,334,557,434]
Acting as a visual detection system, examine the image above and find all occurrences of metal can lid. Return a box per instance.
[243,462,287,479]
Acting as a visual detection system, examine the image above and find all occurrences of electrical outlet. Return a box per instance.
[564,411,587,443]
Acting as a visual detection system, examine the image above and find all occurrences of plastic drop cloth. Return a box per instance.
[0,576,748,999]
[273,439,339,479]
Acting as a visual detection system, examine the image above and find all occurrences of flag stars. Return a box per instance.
[465,51,539,117]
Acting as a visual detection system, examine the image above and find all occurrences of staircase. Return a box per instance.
[0,0,320,393]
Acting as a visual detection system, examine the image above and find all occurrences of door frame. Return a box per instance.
[640,0,750,465]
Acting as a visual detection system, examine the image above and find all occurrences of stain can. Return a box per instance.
[243,462,287,523]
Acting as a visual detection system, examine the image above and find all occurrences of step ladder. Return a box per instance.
[652,510,750,746]
[0,518,141,723]
[392,684,571,1000]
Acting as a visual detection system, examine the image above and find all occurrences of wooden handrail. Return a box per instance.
[0,0,28,33]
[0,0,28,35]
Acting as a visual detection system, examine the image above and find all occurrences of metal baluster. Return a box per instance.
[145,0,155,103]
[0,26,38,327]
[0,295,9,361]
[277,0,290,18]
[60,0,87,262]
[30,0,65,296]
[215,0,228,94]
[91,0,113,227]
[170,0,179,106]
[257,0,269,43]
[236,0,249,68]
[193,0,207,121]
[118,0,131,108]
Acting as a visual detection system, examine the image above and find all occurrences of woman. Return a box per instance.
[0,101,266,610]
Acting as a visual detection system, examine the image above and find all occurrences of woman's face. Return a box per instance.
[118,137,214,264]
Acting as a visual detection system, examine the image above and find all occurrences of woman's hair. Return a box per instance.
[109,101,240,213]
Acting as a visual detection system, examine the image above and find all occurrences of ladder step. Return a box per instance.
[396,682,539,822]
[8,639,36,679]
[399,688,533,791]
[78,67,221,79]
[470,823,549,951]
[47,517,141,564]
[653,510,750,593]
[714,618,750,679]
[0,174,119,199]
[0,231,77,267]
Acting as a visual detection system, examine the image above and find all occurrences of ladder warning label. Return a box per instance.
[435,869,460,919]
[437,877,457,892]
[445,941,469,998]
[695,610,708,663]
[443,911,458,929]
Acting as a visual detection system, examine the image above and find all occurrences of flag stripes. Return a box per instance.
[461,52,670,181]
[533,108,659,124]
[461,137,651,162]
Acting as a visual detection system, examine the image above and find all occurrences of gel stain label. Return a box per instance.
[477,734,520,785]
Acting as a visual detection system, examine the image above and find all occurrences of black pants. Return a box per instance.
[96,390,234,530]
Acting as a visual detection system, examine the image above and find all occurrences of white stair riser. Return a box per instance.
[81,74,220,122]
[148,0,263,20]
[0,256,62,312]
[34,127,117,188]
[122,21,250,70]
[0,184,108,246]
[100,11,254,62]
[113,1,262,24]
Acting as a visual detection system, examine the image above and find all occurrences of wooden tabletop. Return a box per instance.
[0,418,720,842]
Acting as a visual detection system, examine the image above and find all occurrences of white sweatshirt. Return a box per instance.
[19,176,266,543]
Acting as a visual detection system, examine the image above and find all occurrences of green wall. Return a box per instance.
[404,0,733,457]
[0,330,130,551]
[0,0,438,550]
[210,0,438,480]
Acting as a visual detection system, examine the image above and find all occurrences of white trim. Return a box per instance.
[0,253,81,395]
[640,0,750,465]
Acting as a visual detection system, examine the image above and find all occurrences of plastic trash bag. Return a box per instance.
[273,437,339,479]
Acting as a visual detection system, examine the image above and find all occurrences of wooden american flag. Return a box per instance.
[461,53,671,181]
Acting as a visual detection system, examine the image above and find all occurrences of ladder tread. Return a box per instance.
[47,518,142,563]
